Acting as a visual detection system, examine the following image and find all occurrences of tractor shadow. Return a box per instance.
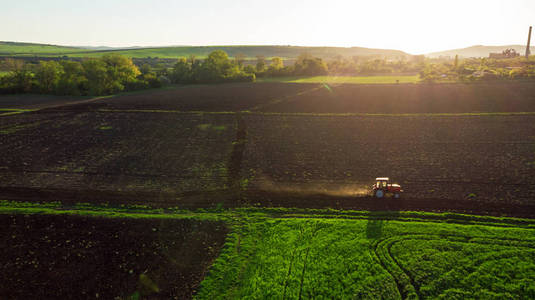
[365,210,401,239]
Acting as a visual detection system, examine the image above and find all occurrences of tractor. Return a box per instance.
[372,177,403,198]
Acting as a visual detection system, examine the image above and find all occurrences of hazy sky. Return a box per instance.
[2,0,534,54]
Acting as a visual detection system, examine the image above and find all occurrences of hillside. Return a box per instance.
[0,41,409,59]
[0,41,86,55]
[67,45,410,59]
[427,44,534,58]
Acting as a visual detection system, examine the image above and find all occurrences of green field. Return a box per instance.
[258,75,421,84]
[198,214,535,299]
[0,42,86,55]
[0,42,408,59]
[1,202,535,299]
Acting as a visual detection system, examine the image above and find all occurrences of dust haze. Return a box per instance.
[255,177,371,197]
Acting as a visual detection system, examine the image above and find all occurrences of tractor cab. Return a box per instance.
[372,177,403,198]
[375,177,389,189]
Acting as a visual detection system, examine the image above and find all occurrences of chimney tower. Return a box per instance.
[526,26,532,58]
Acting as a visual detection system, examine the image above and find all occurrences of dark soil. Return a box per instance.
[260,82,535,113]
[0,214,229,299]
[0,94,84,109]
[46,82,314,112]
[242,114,535,205]
[0,111,235,194]
[40,82,535,113]
[1,82,534,217]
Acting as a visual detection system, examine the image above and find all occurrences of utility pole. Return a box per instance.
[526,26,532,59]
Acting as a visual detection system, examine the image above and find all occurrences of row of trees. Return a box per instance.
[4,51,533,95]
[419,55,535,82]
[169,52,424,83]
[0,55,147,95]
[169,50,255,83]
[247,54,424,77]
[0,51,257,95]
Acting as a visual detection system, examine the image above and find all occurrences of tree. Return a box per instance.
[82,59,109,95]
[57,61,87,95]
[3,58,25,72]
[294,55,328,76]
[243,65,256,74]
[171,58,192,83]
[256,55,266,72]
[80,54,140,95]
[200,50,237,82]
[270,57,284,70]
[234,53,246,69]
[187,54,197,65]
[139,64,152,75]
[35,61,64,93]
[101,54,140,91]
[0,68,34,93]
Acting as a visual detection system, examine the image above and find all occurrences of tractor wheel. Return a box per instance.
[394,193,400,199]
[375,189,384,198]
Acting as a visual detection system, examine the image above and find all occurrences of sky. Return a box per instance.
[2,0,535,54]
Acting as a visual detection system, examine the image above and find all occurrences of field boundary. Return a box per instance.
[2,201,535,228]
[89,109,535,117]
[88,109,535,117]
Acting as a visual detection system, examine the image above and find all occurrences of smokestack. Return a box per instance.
[527,26,532,58]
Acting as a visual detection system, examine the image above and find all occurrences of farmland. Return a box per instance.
[0,42,408,59]
[0,110,236,201]
[241,114,535,205]
[50,81,535,114]
[1,80,535,298]
[1,203,534,299]
[1,82,534,214]
[0,42,85,56]
[198,213,535,299]
[258,75,420,84]
[0,212,228,299]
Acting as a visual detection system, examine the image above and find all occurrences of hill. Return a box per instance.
[0,41,86,55]
[427,44,534,58]
[0,41,409,59]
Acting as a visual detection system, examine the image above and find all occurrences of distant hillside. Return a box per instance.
[68,45,410,59]
[427,45,534,58]
[0,41,86,55]
[0,41,409,59]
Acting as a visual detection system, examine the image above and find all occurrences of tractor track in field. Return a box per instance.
[1,186,535,218]
[373,234,535,299]
[227,113,247,190]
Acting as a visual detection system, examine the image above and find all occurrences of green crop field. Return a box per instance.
[258,75,421,84]
[1,202,535,299]
[0,42,86,55]
[198,213,535,299]
[0,42,408,59]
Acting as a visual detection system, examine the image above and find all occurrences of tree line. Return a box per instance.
[0,50,429,96]
[3,50,533,96]
[419,55,535,82]
[0,51,256,96]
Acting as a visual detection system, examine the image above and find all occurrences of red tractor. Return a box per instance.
[372,177,403,198]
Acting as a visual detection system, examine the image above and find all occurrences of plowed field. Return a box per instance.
[38,82,535,114]
[241,114,535,205]
[0,214,228,299]
[1,82,534,216]
[0,111,236,197]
